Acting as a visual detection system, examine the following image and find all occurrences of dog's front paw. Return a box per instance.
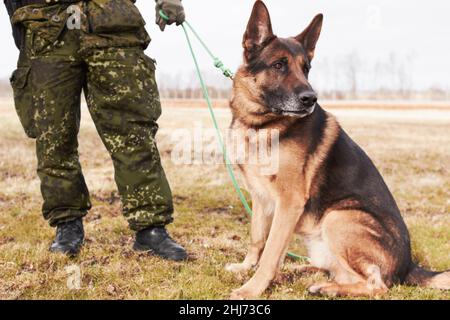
[230,287,258,300]
[225,263,251,274]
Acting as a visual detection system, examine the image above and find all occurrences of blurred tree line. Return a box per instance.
[156,52,450,101]
[0,52,449,101]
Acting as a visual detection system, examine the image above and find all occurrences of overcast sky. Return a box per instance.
[1,0,449,90]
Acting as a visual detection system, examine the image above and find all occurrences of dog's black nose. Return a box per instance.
[299,92,318,107]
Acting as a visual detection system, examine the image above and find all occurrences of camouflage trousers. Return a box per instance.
[9,2,174,230]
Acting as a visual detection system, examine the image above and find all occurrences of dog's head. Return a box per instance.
[238,0,323,118]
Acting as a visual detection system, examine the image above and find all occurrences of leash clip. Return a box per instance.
[213,58,234,79]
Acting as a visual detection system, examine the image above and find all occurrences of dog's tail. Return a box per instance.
[404,263,450,290]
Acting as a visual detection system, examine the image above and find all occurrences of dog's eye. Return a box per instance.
[272,61,287,70]
[272,58,288,71]
[272,62,284,70]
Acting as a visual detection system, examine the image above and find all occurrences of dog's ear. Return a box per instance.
[295,14,323,61]
[243,1,275,61]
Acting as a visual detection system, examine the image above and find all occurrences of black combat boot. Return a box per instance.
[133,227,187,261]
[49,218,84,256]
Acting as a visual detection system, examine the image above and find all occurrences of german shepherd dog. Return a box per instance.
[225,0,450,299]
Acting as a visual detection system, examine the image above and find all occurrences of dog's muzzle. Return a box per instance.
[276,103,316,118]
[267,90,318,118]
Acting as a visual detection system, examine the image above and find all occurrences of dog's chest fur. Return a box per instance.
[230,119,309,211]
[230,112,339,210]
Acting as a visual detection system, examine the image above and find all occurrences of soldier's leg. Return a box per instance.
[34,58,91,226]
[13,12,91,226]
[84,47,173,231]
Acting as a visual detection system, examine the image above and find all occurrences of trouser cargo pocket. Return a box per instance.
[10,67,37,138]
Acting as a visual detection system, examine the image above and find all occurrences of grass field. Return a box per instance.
[0,98,449,300]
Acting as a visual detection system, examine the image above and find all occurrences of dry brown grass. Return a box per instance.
[0,98,449,300]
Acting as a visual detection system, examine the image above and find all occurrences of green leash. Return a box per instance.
[159,11,307,262]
